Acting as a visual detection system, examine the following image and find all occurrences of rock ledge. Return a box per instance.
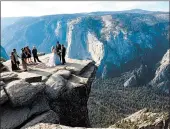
[1,54,97,129]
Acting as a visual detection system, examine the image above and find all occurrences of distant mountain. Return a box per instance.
[1,9,169,76]
[0,45,9,60]
[1,17,22,30]
[121,9,156,14]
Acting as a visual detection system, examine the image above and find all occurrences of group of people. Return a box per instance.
[10,46,41,71]
[47,41,66,67]
[10,41,66,71]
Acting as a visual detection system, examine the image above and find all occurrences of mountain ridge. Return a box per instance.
[1,10,169,77]
[1,9,169,19]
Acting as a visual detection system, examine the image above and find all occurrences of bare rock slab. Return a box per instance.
[45,74,67,100]
[69,74,88,84]
[0,72,18,82]
[80,65,96,78]
[0,88,8,105]
[65,58,93,75]
[18,72,42,83]
[25,123,121,129]
[55,70,71,79]
[21,110,59,129]
[61,81,87,103]
[28,94,50,118]
[5,80,45,106]
[1,105,30,129]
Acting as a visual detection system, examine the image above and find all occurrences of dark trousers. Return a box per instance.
[33,56,41,63]
[61,54,66,64]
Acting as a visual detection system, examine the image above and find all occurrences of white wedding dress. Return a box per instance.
[47,48,61,67]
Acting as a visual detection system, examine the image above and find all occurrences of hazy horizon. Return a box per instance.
[1,1,169,18]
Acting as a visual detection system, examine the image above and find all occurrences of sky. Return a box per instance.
[1,1,169,17]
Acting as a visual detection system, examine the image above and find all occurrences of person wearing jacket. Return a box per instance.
[32,46,41,63]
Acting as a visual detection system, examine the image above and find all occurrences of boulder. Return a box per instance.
[66,81,88,103]
[21,110,59,129]
[49,81,89,127]
[69,74,88,84]
[45,74,67,100]
[28,94,50,118]
[124,75,137,87]
[0,72,18,82]
[60,81,88,105]
[42,76,48,82]
[80,65,96,78]
[67,81,85,89]
[1,105,30,129]
[55,70,71,79]
[0,62,9,72]
[5,80,45,106]
[0,89,8,105]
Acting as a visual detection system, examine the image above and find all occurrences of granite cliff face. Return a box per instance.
[87,49,170,127]
[1,54,97,129]
[0,45,9,60]
[1,10,169,77]
[150,49,170,93]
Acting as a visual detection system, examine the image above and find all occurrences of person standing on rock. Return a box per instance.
[32,46,41,63]
[24,47,28,63]
[56,41,61,60]
[10,52,18,71]
[61,44,66,65]
[13,49,20,69]
[21,48,28,72]
[26,46,33,63]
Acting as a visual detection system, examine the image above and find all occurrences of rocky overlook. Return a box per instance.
[0,54,97,129]
[1,54,169,129]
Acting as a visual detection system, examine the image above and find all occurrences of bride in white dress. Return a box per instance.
[47,46,61,67]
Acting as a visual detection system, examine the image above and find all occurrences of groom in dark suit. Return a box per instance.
[61,44,66,65]
[56,41,61,60]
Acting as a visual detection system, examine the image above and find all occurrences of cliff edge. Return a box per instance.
[0,54,97,129]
